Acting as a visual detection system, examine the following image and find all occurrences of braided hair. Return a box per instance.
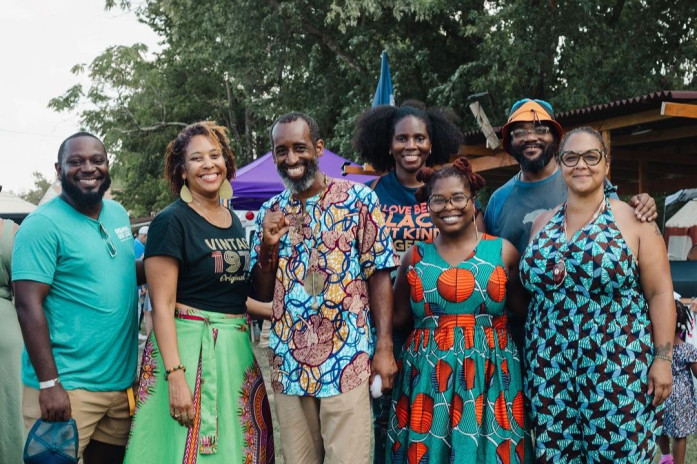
[414,157,485,203]
[676,299,694,341]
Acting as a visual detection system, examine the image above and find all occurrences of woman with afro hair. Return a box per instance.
[353,102,485,463]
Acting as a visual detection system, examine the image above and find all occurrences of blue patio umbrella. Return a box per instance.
[372,51,395,107]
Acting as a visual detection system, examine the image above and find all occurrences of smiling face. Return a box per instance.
[272,119,323,195]
[428,174,475,236]
[57,135,111,211]
[559,131,609,196]
[181,134,228,199]
[509,121,557,173]
[391,115,432,175]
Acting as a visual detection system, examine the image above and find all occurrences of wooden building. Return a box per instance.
[464,90,697,194]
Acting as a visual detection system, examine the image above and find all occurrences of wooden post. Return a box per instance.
[638,160,648,194]
[602,130,612,181]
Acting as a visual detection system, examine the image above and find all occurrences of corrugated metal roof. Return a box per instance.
[464,90,697,143]
[555,90,697,125]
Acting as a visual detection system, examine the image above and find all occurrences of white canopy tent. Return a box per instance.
[0,190,36,223]
[665,199,697,260]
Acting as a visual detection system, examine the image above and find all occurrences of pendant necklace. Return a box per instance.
[192,200,227,226]
[553,195,606,287]
[289,175,330,310]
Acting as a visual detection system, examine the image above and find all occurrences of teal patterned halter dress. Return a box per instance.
[388,236,532,464]
[520,197,660,463]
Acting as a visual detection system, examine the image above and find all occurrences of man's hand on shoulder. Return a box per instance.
[629,193,657,222]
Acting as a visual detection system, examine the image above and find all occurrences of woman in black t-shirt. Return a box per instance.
[125,122,275,463]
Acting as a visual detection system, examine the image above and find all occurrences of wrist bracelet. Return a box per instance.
[39,377,61,390]
[165,364,186,380]
[655,354,673,364]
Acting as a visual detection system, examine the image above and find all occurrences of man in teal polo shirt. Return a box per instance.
[13,132,143,463]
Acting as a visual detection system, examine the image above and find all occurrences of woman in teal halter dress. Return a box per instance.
[520,127,675,463]
[387,158,532,464]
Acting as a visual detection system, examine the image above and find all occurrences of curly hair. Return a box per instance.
[414,157,486,203]
[164,121,236,196]
[353,103,464,173]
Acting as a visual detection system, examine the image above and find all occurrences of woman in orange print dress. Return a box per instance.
[387,158,532,464]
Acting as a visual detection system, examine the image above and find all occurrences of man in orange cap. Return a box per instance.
[484,98,656,352]
[485,98,656,252]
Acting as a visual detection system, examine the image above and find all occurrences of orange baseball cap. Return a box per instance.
[501,99,563,151]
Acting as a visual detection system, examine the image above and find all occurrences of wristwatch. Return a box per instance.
[39,377,61,390]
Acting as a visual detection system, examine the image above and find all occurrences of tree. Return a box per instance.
[17,172,53,206]
[51,0,697,215]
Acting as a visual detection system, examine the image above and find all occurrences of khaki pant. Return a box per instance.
[23,386,131,459]
[274,381,372,464]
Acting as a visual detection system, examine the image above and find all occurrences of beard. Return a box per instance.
[277,157,319,194]
[61,171,111,210]
[510,140,557,174]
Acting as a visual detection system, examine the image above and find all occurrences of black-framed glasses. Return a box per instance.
[510,126,551,140]
[559,149,606,167]
[99,223,117,258]
[428,194,473,213]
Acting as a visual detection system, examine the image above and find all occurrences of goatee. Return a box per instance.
[511,140,557,174]
[61,172,111,210]
[278,157,319,194]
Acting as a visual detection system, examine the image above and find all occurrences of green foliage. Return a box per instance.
[52,0,697,215]
[17,172,53,206]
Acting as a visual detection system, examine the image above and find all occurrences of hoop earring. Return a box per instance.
[180,182,193,203]
[219,180,233,200]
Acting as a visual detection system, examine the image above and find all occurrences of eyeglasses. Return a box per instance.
[428,194,473,213]
[559,149,606,167]
[99,223,118,258]
[510,126,551,140]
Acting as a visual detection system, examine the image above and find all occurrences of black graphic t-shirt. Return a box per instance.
[369,170,438,255]
[145,199,250,314]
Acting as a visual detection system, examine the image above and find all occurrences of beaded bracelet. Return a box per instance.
[165,364,186,380]
[655,354,673,364]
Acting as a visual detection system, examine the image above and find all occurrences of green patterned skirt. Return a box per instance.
[124,308,274,463]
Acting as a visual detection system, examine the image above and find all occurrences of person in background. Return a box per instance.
[0,212,23,463]
[520,127,674,462]
[686,244,697,261]
[124,121,274,463]
[13,132,143,463]
[251,112,399,464]
[134,226,153,336]
[658,299,697,464]
[353,102,483,463]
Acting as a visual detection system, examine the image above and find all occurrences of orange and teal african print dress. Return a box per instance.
[387,236,531,464]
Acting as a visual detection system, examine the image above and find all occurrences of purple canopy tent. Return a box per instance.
[230,149,377,210]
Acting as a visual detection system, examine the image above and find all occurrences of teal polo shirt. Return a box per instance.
[12,197,138,391]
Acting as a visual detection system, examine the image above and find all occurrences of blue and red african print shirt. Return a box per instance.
[251,178,399,397]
